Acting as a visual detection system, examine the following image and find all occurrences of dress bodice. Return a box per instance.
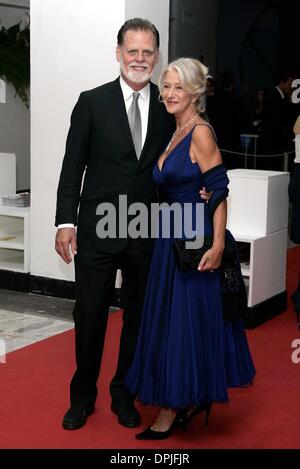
[153,127,204,205]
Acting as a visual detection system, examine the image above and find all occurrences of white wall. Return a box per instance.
[0,2,30,190]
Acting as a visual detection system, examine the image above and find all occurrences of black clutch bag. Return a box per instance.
[173,234,236,272]
[172,235,214,272]
[173,233,247,321]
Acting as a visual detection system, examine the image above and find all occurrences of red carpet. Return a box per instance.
[0,247,300,449]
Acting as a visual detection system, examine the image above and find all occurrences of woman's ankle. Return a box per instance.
[151,408,177,432]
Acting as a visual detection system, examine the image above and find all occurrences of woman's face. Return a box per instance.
[161,69,194,116]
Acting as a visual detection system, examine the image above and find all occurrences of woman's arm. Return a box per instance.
[190,124,227,271]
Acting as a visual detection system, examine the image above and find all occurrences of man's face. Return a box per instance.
[116,29,159,90]
[280,78,294,97]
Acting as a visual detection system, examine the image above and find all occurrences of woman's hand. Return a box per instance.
[199,186,212,202]
[198,244,224,272]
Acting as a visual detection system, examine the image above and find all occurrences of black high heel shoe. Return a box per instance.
[184,401,212,427]
[135,411,185,440]
[173,408,188,428]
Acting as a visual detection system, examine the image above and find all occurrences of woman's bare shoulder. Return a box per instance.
[192,120,216,150]
[190,119,221,171]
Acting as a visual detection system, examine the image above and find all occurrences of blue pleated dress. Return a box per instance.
[125,127,256,409]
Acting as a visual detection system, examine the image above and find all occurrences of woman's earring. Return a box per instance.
[158,94,164,103]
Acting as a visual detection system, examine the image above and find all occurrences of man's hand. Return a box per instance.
[55,228,77,264]
[199,186,212,202]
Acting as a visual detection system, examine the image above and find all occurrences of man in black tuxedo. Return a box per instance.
[55,18,175,430]
[258,72,295,170]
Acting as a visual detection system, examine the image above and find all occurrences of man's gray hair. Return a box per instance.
[117,18,159,49]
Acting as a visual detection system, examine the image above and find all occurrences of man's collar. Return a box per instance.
[119,76,150,102]
[275,86,285,99]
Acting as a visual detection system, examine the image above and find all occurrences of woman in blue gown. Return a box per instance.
[125,58,256,440]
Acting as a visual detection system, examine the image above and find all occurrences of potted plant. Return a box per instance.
[0,22,30,107]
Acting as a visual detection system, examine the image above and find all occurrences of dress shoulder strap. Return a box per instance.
[191,123,217,143]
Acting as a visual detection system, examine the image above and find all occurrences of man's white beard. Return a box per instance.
[120,59,151,84]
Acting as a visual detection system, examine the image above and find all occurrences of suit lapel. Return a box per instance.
[109,78,133,148]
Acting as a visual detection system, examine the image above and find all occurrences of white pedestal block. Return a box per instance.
[226,169,289,328]
[227,169,289,237]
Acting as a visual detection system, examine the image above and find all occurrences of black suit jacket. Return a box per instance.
[259,88,290,155]
[55,78,174,253]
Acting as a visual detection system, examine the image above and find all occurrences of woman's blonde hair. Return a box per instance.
[158,57,209,114]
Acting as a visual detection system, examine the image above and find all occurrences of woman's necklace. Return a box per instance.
[165,114,198,153]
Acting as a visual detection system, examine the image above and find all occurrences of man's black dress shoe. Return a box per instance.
[62,402,95,430]
[111,402,141,428]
